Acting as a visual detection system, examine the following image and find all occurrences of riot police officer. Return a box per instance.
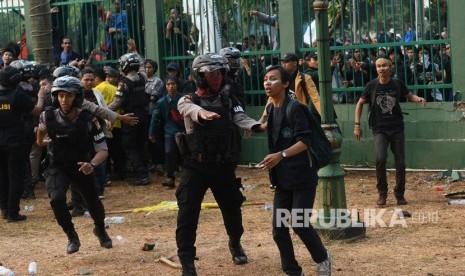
[10,60,40,199]
[36,76,112,254]
[108,53,150,186]
[219,47,245,107]
[0,66,45,221]
[176,53,266,276]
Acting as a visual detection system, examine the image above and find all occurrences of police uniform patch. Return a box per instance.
[282,127,293,138]
[92,118,101,130]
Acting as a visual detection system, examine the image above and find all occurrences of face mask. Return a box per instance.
[205,74,223,91]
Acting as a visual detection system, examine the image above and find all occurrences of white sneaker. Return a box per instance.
[316,251,332,276]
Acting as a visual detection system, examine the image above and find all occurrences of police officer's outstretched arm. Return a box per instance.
[231,96,266,132]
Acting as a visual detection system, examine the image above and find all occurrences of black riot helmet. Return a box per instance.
[51,76,84,108]
[10,60,35,80]
[119,53,140,73]
[219,47,242,72]
[52,65,81,78]
[191,53,229,88]
[0,66,22,89]
[32,63,51,80]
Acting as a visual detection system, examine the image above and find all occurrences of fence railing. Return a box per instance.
[1,0,451,104]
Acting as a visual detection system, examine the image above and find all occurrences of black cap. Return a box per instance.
[104,67,119,77]
[167,62,180,71]
[279,52,300,62]
[304,51,317,60]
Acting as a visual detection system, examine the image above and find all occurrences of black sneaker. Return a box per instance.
[162,178,175,189]
[228,240,248,265]
[181,261,197,276]
[21,190,36,200]
[71,206,88,217]
[93,226,113,249]
[130,177,150,186]
[66,229,81,254]
[7,214,27,222]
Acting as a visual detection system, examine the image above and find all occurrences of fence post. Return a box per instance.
[144,0,165,74]
[449,0,465,99]
[278,0,302,55]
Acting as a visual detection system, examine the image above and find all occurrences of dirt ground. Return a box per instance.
[1,167,465,276]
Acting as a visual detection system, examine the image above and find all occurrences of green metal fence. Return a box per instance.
[158,0,451,104]
[299,0,452,103]
[0,0,27,59]
[1,0,451,103]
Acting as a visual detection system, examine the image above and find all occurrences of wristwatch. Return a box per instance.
[280,151,287,158]
[90,161,97,168]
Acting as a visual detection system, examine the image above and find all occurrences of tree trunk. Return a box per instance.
[29,0,53,65]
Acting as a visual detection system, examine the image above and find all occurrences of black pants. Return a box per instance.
[122,120,148,179]
[107,127,126,177]
[374,131,406,197]
[0,144,28,217]
[272,186,327,275]
[176,162,244,262]
[44,166,106,232]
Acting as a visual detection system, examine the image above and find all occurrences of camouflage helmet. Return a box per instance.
[52,65,81,78]
[219,47,242,71]
[191,53,229,88]
[119,53,140,73]
[10,60,35,80]
[51,76,84,108]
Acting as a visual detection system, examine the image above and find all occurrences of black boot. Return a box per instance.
[180,260,197,276]
[229,238,248,265]
[93,226,113,249]
[71,203,87,217]
[66,228,81,254]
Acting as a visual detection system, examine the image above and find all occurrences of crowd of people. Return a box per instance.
[0,3,454,276]
[0,32,337,274]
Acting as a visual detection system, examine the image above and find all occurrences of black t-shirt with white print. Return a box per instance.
[361,79,409,133]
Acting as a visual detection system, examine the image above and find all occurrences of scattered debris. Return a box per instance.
[78,268,92,275]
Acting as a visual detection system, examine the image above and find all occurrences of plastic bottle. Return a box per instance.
[0,266,15,276]
[104,216,125,224]
[116,235,126,244]
[28,262,37,276]
[448,199,465,205]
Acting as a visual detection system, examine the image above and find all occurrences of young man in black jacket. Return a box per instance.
[260,65,331,276]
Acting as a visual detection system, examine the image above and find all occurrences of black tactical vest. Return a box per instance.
[186,91,234,163]
[45,108,93,167]
[120,73,148,115]
[0,88,22,128]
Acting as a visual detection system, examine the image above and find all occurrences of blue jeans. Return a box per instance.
[373,131,406,197]
[165,136,180,179]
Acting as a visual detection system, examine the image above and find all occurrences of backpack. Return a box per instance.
[286,99,332,169]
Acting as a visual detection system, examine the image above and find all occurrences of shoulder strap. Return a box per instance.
[285,99,300,128]
[45,107,55,122]
[367,79,378,109]
[78,109,94,122]
[299,72,309,101]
